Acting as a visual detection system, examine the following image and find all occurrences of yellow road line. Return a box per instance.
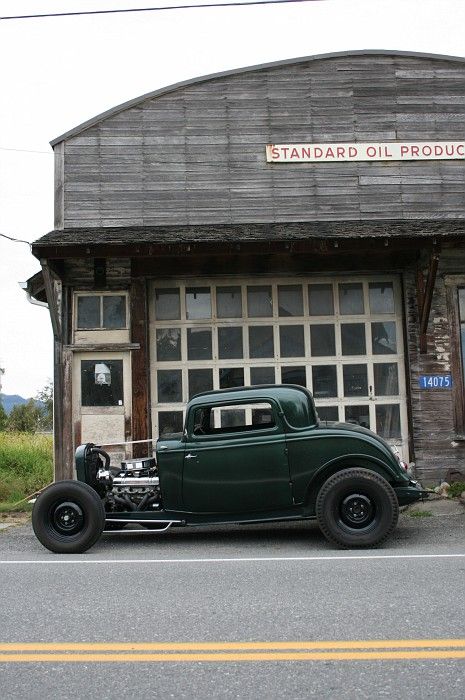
[0,639,465,652]
[0,651,465,663]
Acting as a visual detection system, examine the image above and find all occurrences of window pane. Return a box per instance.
[219,367,244,389]
[217,286,242,318]
[372,321,397,354]
[278,285,303,317]
[376,404,401,438]
[341,323,366,355]
[188,369,213,399]
[156,328,181,361]
[308,284,334,315]
[218,327,243,359]
[102,295,126,329]
[374,363,399,396]
[310,324,336,356]
[187,327,212,360]
[159,411,184,436]
[77,296,100,328]
[312,365,337,398]
[317,406,339,422]
[343,364,368,397]
[186,287,211,319]
[462,324,465,386]
[279,325,305,357]
[459,289,465,319]
[369,282,395,314]
[345,405,370,429]
[250,367,275,385]
[249,326,274,358]
[81,360,123,407]
[281,366,306,387]
[247,286,273,317]
[155,288,180,320]
[157,370,182,403]
[220,410,246,428]
[339,283,364,314]
[252,407,275,426]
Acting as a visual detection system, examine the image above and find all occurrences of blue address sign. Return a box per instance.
[419,375,452,390]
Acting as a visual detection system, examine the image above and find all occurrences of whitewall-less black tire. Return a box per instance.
[316,468,399,548]
[32,480,105,554]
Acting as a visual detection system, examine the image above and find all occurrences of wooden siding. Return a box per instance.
[59,54,465,229]
[405,242,465,483]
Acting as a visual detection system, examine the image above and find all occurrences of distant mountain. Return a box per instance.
[0,394,29,414]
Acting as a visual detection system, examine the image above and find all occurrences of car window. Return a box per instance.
[192,402,276,436]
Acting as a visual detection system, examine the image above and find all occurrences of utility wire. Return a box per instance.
[0,232,32,249]
[0,146,52,155]
[1,0,322,21]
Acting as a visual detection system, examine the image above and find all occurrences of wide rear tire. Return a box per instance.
[316,468,399,548]
[32,480,105,553]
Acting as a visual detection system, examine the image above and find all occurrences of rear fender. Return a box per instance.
[303,454,397,513]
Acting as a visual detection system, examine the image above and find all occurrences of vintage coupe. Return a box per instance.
[32,385,425,553]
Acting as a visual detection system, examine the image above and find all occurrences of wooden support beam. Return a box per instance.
[40,260,61,340]
[418,245,440,354]
[130,277,150,457]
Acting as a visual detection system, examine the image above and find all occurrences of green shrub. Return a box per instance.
[0,432,53,507]
[448,482,465,498]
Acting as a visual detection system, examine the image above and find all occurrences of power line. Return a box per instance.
[1,0,322,21]
[0,233,32,249]
[0,146,52,155]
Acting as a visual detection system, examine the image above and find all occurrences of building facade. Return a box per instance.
[29,50,465,484]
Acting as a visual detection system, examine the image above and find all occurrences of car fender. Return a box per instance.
[302,453,398,511]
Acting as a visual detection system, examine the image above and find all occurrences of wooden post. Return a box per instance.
[130,277,150,457]
[418,246,440,354]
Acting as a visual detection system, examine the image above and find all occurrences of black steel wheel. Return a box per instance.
[316,468,399,548]
[32,480,105,553]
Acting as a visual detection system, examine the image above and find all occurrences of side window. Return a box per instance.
[76,294,127,330]
[192,402,275,436]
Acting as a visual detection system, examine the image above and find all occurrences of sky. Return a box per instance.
[1,0,465,398]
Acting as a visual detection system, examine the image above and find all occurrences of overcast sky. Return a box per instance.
[1,0,465,397]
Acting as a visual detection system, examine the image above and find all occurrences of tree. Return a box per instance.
[0,401,7,431]
[36,380,53,431]
[7,400,42,433]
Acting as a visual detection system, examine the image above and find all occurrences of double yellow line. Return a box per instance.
[0,639,465,662]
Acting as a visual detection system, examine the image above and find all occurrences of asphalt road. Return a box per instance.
[0,504,464,699]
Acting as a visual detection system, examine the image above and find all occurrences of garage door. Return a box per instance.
[149,275,408,460]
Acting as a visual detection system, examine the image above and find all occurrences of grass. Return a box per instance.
[408,509,433,518]
[0,432,53,511]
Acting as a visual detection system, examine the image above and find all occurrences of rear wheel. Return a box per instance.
[32,480,105,553]
[316,468,399,548]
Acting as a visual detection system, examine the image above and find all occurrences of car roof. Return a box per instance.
[188,384,316,429]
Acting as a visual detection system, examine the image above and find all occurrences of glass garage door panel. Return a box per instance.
[150,277,408,457]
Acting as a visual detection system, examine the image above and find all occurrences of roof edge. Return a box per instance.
[50,49,465,147]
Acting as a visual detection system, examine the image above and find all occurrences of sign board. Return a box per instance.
[266,142,465,163]
[419,375,452,390]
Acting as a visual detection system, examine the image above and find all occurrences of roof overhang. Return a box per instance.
[31,219,465,259]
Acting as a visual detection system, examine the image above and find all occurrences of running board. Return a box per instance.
[103,519,182,535]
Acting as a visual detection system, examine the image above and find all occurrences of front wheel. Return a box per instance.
[316,468,399,548]
[32,480,105,553]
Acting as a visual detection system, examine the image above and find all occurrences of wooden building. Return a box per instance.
[27,50,465,484]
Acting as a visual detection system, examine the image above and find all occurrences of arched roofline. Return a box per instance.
[50,49,465,147]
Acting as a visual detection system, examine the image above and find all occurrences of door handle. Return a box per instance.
[185,453,197,459]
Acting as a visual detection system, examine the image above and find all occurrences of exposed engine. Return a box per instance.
[94,452,162,513]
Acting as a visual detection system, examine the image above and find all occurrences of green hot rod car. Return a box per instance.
[32,385,425,553]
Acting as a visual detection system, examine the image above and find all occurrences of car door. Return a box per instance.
[182,400,292,513]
